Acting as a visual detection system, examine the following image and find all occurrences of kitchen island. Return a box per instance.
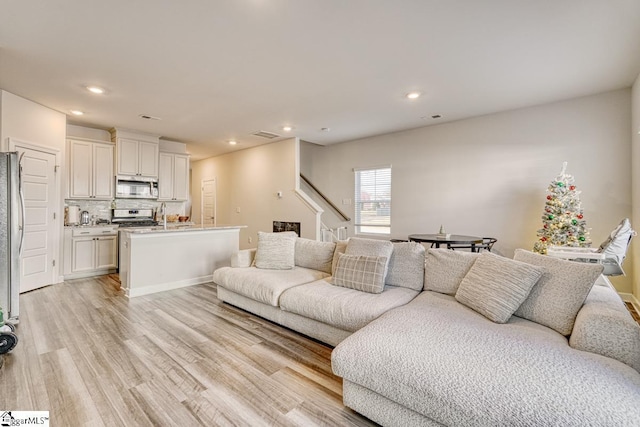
[118,225,244,297]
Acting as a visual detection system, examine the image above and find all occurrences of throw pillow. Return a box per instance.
[332,253,387,294]
[294,238,336,274]
[455,252,543,323]
[513,249,604,335]
[386,242,425,291]
[424,249,480,295]
[345,237,394,279]
[254,231,297,270]
[331,240,348,275]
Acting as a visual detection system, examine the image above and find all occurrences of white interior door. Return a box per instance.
[201,178,216,226]
[14,143,58,292]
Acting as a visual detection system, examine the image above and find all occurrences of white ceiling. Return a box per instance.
[1,1,640,160]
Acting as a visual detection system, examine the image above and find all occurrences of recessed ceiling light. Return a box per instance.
[406,92,421,99]
[70,110,84,116]
[228,140,237,145]
[86,86,105,94]
[282,126,293,132]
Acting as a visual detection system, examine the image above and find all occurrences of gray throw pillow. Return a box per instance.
[331,240,348,275]
[254,231,297,270]
[514,249,604,335]
[455,252,543,323]
[332,253,387,294]
[424,249,480,295]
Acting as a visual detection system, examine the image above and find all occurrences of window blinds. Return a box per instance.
[354,166,391,234]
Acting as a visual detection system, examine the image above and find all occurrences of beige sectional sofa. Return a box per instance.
[213,233,640,426]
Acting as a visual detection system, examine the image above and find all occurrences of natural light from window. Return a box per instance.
[354,166,391,235]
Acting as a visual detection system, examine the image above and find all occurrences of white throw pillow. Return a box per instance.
[254,231,297,270]
[386,242,425,291]
[455,252,543,324]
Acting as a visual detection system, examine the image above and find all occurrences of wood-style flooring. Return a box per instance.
[0,276,377,426]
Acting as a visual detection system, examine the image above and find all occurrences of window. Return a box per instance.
[354,166,391,235]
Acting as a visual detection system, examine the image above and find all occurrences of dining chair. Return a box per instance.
[448,237,497,252]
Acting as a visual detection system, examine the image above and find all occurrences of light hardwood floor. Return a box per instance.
[0,276,377,426]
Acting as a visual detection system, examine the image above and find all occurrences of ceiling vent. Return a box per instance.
[139,114,162,121]
[252,130,280,139]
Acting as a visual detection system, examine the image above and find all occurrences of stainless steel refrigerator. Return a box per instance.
[0,152,23,322]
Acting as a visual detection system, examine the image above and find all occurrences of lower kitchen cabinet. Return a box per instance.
[63,226,118,279]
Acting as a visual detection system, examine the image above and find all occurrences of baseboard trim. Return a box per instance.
[125,275,211,298]
[619,292,640,312]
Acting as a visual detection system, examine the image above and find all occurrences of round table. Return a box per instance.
[408,234,484,251]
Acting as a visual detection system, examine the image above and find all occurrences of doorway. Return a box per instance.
[201,178,216,226]
[10,138,60,293]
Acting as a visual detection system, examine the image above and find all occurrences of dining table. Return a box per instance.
[408,234,484,252]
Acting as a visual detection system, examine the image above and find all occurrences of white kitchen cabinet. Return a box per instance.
[63,226,118,279]
[158,152,190,201]
[116,137,159,178]
[67,138,114,199]
[111,128,160,179]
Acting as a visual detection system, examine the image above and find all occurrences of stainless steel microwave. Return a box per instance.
[115,176,158,199]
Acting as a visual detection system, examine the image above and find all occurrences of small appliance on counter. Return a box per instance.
[66,205,80,225]
[80,210,90,225]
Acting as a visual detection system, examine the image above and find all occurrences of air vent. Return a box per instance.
[252,130,280,139]
[139,114,162,121]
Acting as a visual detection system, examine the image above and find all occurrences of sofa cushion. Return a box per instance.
[280,279,419,332]
[254,231,297,270]
[295,238,336,274]
[345,237,394,279]
[332,254,387,294]
[455,252,543,323]
[212,266,329,306]
[514,249,603,335]
[424,249,479,295]
[386,242,425,291]
[331,240,348,275]
[332,291,640,426]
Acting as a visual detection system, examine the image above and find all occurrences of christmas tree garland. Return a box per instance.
[533,162,591,254]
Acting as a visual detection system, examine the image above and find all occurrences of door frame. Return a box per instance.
[201,178,217,227]
[8,137,63,285]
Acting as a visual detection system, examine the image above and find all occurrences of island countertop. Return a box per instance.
[119,224,246,234]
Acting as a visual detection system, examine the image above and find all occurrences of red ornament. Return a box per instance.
[543,224,548,229]
[546,195,552,200]
[577,214,583,219]
[569,185,576,191]
[541,237,547,241]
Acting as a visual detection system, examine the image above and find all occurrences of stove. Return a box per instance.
[111,208,158,228]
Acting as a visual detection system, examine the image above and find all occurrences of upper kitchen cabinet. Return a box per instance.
[110,128,159,178]
[158,152,190,201]
[67,138,114,200]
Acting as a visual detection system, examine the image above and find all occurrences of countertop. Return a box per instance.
[119,225,246,234]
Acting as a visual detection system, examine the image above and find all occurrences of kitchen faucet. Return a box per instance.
[160,202,167,230]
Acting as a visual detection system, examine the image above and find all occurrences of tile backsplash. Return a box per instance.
[64,199,187,223]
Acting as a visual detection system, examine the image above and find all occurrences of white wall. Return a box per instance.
[1,90,67,283]
[302,89,633,293]
[191,138,319,249]
[632,74,640,299]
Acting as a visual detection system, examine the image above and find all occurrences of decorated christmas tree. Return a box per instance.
[533,162,591,254]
